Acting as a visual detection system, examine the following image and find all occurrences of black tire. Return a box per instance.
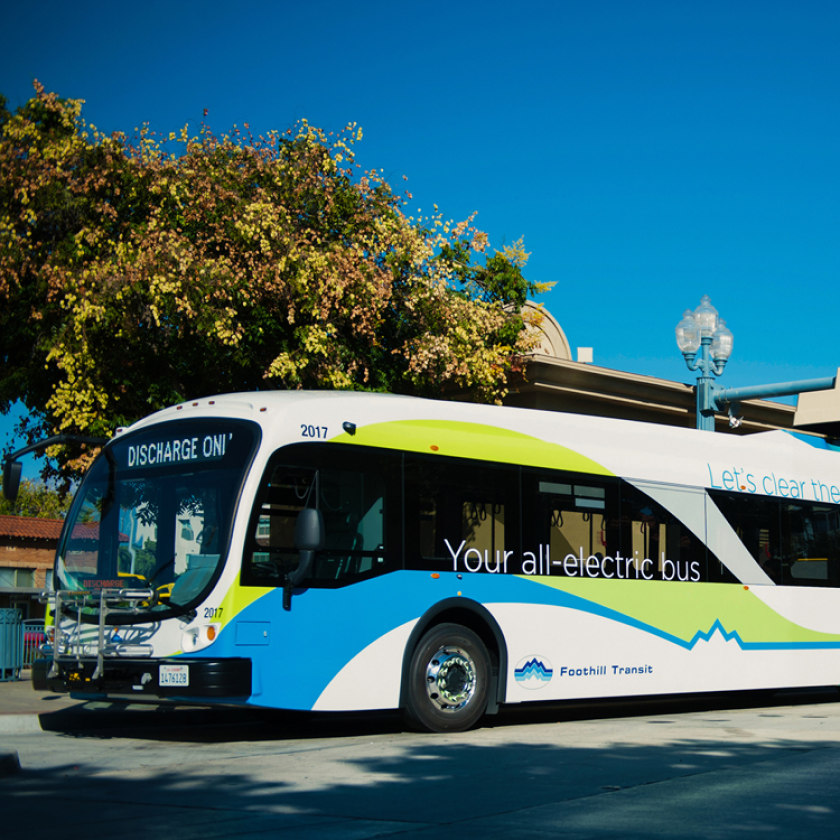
[404,623,490,733]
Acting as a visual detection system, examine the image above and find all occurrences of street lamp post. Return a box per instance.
[675,296,734,431]
[676,295,837,432]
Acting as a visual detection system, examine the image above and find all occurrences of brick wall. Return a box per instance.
[0,517,61,593]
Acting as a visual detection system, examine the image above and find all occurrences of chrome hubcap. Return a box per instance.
[424,645,476,711]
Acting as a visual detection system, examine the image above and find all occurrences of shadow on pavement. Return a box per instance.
[6,715,840,840]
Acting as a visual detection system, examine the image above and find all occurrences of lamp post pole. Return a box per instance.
[675,296,837,432]
[676,296,732,431]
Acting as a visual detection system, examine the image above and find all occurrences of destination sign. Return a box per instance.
[124,432,233,469]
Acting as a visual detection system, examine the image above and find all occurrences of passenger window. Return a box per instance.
[539,479,612,565]
[522,471,619,578]
[711,491,840,587]
[313,467,387,581]
[781,502,840,587]
[404,456,518,573]
[710,492,783,583]
[241,445,396,588]
[620,484,715,582]
[244,465,315,585]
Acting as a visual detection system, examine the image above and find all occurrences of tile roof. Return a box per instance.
[0,514,64,541]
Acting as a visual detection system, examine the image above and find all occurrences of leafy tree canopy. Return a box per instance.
[1,83,550,482]
[0,479,72,518]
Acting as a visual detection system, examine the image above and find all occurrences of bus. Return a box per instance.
[23,390,840,731]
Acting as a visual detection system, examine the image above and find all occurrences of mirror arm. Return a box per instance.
[3,434,109,501]
[283,550,316,611]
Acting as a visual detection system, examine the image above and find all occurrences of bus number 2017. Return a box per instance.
[301,424,328,439]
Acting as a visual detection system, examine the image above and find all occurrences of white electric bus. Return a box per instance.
[23,391,840,731]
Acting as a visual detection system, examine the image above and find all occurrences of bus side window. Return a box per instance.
[404,456,518,573]
[709,492,782,584]
[781,502,840,587]
[242,466,316,586]
[241,445,397,589]
[313,467,387,582]
[620,483,717,582]
[527,477,612,562]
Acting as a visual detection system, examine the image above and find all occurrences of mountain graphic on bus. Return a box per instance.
[514,656,553,688]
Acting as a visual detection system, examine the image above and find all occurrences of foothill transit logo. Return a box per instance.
[514,655,655,690]
[514,656,554,689]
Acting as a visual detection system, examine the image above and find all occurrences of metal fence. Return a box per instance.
[0,612,46,681]
[0,608,22,681]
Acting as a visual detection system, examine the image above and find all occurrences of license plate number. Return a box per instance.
[159,664,189,686]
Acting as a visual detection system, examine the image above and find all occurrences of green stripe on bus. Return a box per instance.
[531,577,840,645]
[333,419,613,475]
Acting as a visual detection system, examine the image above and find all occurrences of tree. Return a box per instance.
[0,83,549,482]
[0,479,72,518]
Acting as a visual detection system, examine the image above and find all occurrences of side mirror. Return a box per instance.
[283,508,325,610]
[293,507,325,552]
[1,433,108,502]
[2,459,22,502]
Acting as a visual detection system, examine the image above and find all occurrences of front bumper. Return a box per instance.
[31,657,252,699]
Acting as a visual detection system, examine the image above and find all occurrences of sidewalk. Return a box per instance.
[1,669,82,777]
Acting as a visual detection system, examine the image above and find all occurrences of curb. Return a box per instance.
[0,714,43,735]
[0,750,22,777]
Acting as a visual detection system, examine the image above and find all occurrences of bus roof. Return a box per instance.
[114,390,840,500]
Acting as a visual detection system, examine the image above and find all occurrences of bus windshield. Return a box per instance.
[55,419,259,617]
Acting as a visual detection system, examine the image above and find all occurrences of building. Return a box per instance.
[504,305,834,438]
[0,515,61,618]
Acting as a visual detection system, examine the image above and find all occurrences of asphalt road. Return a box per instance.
[2,689,840,839]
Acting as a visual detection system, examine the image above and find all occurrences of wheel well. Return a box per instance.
[399,598,507,715]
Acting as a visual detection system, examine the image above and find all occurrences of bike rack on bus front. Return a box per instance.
[41,588,156,681]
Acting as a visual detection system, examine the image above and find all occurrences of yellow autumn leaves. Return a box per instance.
[0,83,544,479]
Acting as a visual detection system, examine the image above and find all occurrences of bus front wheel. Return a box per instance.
[404,623,490,732]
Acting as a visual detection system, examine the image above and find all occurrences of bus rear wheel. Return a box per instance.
[404,623,490,732]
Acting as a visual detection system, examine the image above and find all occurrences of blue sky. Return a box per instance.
[2,0,839,477]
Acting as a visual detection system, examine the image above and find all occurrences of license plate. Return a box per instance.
[159,664,189,687]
